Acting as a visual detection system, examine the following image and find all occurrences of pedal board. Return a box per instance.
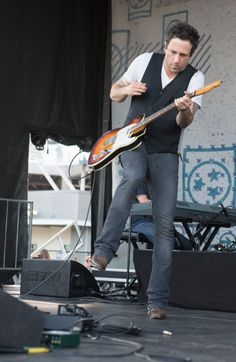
[42,330,80,348]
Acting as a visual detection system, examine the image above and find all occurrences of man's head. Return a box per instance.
[165,22,200,56]
[164,22,200,77]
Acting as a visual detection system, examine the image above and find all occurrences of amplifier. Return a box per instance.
[20,259,100,298]
[133,249,236,312]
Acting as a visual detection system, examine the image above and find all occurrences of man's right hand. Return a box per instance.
[126,82,147,97]
[110,80,147,102]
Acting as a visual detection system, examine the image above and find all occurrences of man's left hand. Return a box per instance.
[174,92,192,112]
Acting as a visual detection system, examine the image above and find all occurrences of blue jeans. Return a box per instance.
[94,143,179,309]
[132,218,155,243]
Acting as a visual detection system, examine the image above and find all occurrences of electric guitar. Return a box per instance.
[88,80,222,171]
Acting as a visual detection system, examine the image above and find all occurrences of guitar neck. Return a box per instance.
[142,101,176,127]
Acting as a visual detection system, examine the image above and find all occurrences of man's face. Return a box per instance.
[164,37,193,76]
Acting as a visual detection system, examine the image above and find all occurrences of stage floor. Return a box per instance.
[1,284,236,362]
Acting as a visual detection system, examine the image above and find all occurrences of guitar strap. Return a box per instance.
[146,64,197,117]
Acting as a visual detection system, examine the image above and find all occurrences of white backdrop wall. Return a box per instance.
[110,0,236,245]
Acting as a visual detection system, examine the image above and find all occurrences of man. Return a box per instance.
[132,182,154,244]
[91,22,204,319]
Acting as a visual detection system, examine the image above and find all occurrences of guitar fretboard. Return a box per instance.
[129,102,175,133]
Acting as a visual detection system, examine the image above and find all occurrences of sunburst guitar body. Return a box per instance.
[88,115,146,170]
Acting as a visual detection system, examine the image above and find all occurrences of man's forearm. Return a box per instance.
[176,108,194,128]
[110,80,147,103]
[110,83,128,103]
[176,102,198,128]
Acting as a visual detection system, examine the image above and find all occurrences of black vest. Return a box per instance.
[124,53,197,154]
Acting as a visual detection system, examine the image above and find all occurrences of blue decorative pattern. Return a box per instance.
[182,146,236,207]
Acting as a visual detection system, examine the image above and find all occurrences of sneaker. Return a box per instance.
[91,255,108,271]
[148,308,167,319]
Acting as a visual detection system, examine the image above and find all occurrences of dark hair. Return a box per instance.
[165,22,200,56]
[39,249,50,259]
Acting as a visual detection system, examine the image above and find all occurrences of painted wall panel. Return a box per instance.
[111,0,236,245]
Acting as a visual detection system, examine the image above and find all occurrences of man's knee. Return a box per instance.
[125,175,146,189]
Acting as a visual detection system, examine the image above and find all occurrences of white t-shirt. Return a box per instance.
[122,52,205,108]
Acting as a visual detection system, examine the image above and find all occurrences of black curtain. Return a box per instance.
[0,0,111,273]
[91,0,112,248]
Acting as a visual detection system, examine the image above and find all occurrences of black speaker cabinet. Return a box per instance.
[21,259,100,298]
[0,289,44,348]
[133,249,236,312]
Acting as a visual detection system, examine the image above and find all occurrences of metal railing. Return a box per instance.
[30,220,84,260]
[0,198,33,275]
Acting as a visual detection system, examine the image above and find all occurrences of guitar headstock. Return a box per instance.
[194,80,223,97]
